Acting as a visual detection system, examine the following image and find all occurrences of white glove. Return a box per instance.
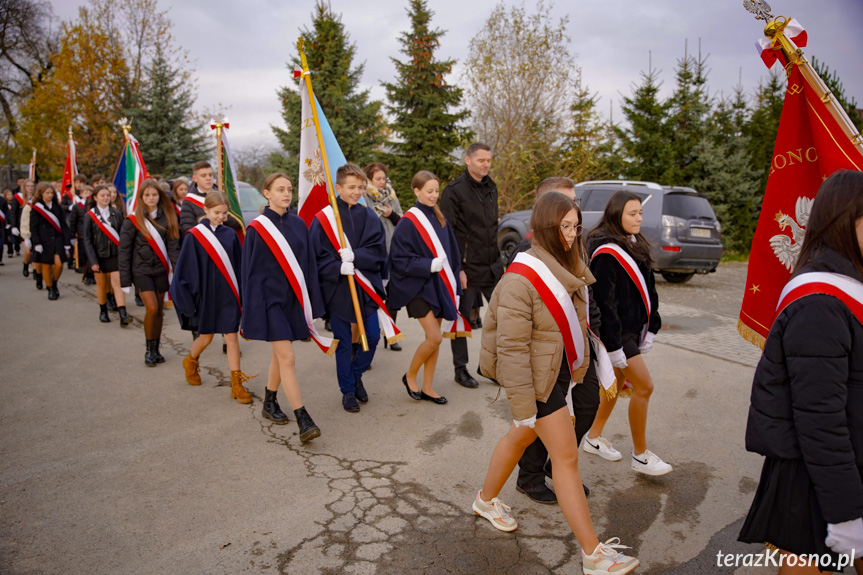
[34,245,43,254]
[514,415,537,429]
[608,348,628,369]
[338,248,354,263]
[70,238,77,247]
[24,238,32,249]
[826,517,863,556]
[121,286,133,295]
[340,261,355,276]
[430,257,445,273]
[11,227,19,236]
[639,332,656,354]
[64,245,71,254]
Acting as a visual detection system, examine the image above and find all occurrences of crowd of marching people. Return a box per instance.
[3,145,862,575]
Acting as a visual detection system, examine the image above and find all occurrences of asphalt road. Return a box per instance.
[0,259,818,574]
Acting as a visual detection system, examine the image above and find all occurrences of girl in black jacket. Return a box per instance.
[119,180,180,366]
[83,185,130,326]
[739,171,863,572]
[29,182,72,300]
[583,190,671,477]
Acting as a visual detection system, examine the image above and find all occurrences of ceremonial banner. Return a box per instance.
[113,132,149,212]
[60,137,77,201]
[738,62,863,347]
[219,125,245,241]
[28,149,36,182]
[295,67,347,226]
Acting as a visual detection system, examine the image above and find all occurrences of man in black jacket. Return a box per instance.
[440,143,503,388]
[180,161,242,237]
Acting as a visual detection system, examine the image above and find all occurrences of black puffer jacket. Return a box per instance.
[746,247,863,524]
[179,183,242,237]
[83,206,123,262]
[586,232,661,352]
[440,169,503,287]
[118,207,180,287]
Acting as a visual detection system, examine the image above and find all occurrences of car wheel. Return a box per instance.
[499,230,522,262]
[661,272,695,284]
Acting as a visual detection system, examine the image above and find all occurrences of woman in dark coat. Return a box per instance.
[29,182,72,300]
[387,171,464,404]
[170,191,252,404]
[83,185,130,325]
[119,179,180,366]
[582,190,671,477]
[739,170,863,573]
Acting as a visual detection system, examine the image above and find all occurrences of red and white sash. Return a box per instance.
[183,193,205,210]
[776,272,863,326]
[188,224,241,308]
[583,287,617,395]
[248,214,336,355]
[403,207,471,338]
[32,202,62,233]
[87,208,120,247]
[74,196,85,207]
[128,214,171,275]
[592,242,651,344]
[14,192,25,207]
[315,206,403,344]
[174,203,182,217]
[0,209,5,224]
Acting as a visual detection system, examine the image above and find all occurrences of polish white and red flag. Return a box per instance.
[294,66,347,227]
[755,18,807,69]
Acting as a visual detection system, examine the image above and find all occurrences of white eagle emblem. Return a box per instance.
[769,196,813,271]
[302,147,326,187]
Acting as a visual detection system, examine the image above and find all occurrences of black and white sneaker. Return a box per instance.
[631,450,673,476]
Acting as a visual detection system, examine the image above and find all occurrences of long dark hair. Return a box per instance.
[793,170,863,278]
[587,189,653,265]
[531,192,582,275]
[133,179,179,240]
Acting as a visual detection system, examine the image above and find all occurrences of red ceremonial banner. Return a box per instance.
[738,63,863,347]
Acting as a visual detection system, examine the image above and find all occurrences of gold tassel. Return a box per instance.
[325,338,340,357]
[385,332,406,344]
[599,384,618,401]
[737,320,766,350]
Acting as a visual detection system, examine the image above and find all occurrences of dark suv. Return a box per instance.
[496,180,723,283]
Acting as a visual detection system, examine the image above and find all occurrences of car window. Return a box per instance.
[238,183,267,211]
[663,193,714,219]
[581,188,650,212]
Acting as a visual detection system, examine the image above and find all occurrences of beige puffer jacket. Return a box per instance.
[480,245,594,421]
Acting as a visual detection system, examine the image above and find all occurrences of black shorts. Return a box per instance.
[621,331,642,359]
[536,381,567,419]
[97,255,119,273]
[406,296,433,319]
[133,273,169,293]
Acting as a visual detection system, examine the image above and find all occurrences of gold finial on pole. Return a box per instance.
[297,35,369,351]
[118,117,132,142]
[211,118,225,192]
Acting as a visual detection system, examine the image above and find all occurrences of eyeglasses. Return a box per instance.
[560,223,583,236]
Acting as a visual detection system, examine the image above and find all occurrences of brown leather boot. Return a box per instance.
[183,354,201,385]
[230,370,254,404]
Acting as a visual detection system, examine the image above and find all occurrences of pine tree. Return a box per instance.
[382,0,470,207]
[811,57,863,133]
[615,60,672,183]
[273,1,385,167]
[560,70,617,181]
[745,70,785,198]
[128,50,210,175]
[664,41,711,185]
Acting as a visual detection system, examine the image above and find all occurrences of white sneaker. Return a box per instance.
[582,436,622,461]
[472,490,518,532]
[582,537,640,575]
[631,449,673,476]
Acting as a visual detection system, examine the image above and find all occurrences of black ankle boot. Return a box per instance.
[99,304,110,323]
[22,263,29,277]
[294,407,321,443]
[145,340,157,367]
[153,339,165,363]
[47,285,58,300]
[262,389,288,424]
[34,272,42,289]
[106,292,118,311]
[118,306,131,327]
[135,293,144,307]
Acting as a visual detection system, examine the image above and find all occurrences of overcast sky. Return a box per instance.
[52,0,863,151]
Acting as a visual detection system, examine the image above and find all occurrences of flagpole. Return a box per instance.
[297,37,369,352]
[760,15,863,152]
[214,120,225,192]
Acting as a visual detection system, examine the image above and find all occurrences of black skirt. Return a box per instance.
[134,273,169,294]
[33,238,67,264]
[97,255,119,273]
[406,296,433,319]
[621,331,641,359]
[536,381,567,419]
[738,457,841,571]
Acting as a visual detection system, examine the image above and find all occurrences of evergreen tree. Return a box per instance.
[273,1,385,168]
[744,70,785,198]
[561,70,617,181]
[664,41,711,185]
[615,61,672,183]
[129,50,210,175]
[382,0,470,207]
[811,57,863,133]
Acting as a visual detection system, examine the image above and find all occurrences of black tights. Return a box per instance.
[139,291,165,339]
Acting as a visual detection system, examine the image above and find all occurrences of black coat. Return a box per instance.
[67,201,87,240]
[82,206,123,262]
[118,207,180,287]
[746,247,863,525]
[440,169,503,287]
[30,201,72,258]
[179,183,242,237]
[586,232,661,352]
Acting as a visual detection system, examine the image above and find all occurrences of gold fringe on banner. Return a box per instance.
[599,385,618,402]
[737,320,766,350]
[385,332,406,345]
[325,339,339,357]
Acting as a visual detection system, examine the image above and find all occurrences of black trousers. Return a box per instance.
[517,348,601,486]
[451,284,495,369]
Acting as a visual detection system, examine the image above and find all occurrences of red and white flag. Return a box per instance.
[755,18,808,70]
[61,136,77,202]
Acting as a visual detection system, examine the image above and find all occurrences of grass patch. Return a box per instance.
[721,251,749,263]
